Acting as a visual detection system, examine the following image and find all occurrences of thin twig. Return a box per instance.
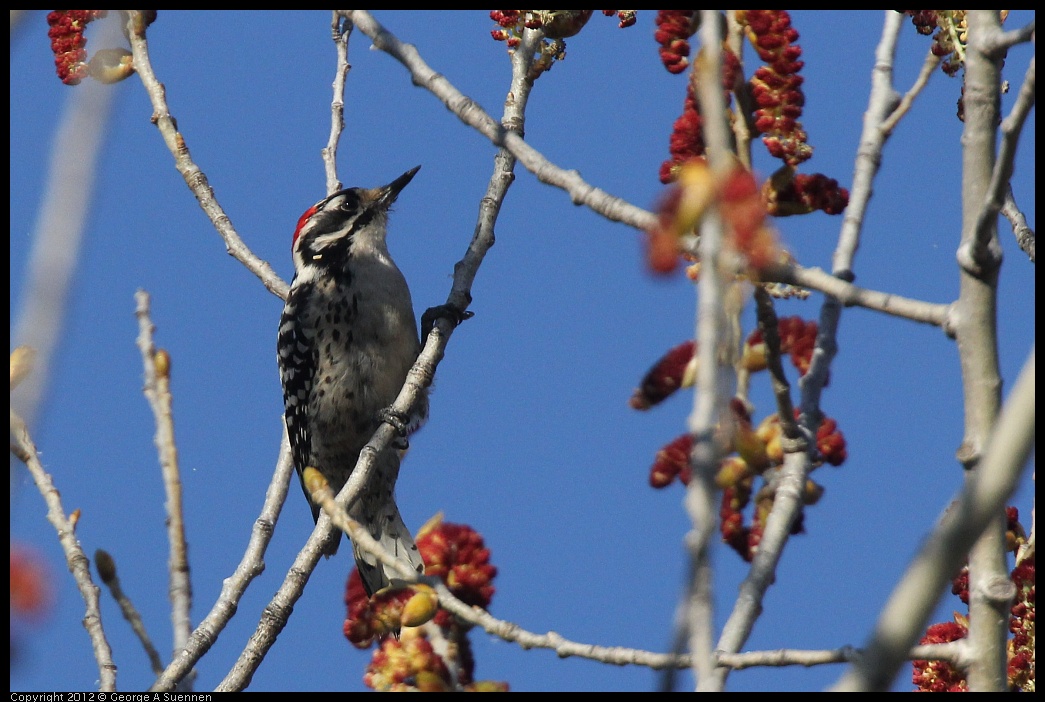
[959,53,1035,276]
[765,261,955,331]
[802,10,905,418]
[724,12,755,168]
[752,286,800,440]
[95,549,165,676]
[1000,185,1034,263]
[721,640,970,671]
[10,412,117,691]
[122,11,289,300]
[345,10,658,233]
[134,291,194,687]
[831,10,903,282]
[322,12,351,194]
[879,48,941,136]
[150,429,294,692]
[982,17,1036,56]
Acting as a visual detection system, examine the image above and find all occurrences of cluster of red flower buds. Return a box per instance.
[763,168,850,217]
[46,10,108,85]
[738,10,812,168]
[654,10,697,75]
[648,160,780,275]
[345,516,497,646]
[742,316,821,378]
[1008,554,1035,692]
[634,330,848,561]
[649,434,693,488]
[747,315,819,377]
[346,516,506,691]
[630,340,697,410]
[897,11,995,120]
[603,10,637,30]
[344,573,435,647]
[719,166,780,273]
[46,11,148,86]
[660,89,705,184]
[718,473,813,562]
[647,417,843,560]
[490,10,603,46]
[417,518,498,610]
[631,316,820,415]
[658,51,741,184]
[898,10,976,77]
[912,618,970,692]
[363,630,455,692]
[645,405,847,488]
[653,11,848,235]
[10,544,51,621]
[714,404,840,561]
[814,415,847,466]
[902,10,941,36]
[719,482,754,557]
[490,10,631,79]
[915,507,1033,692]
[360,616,506,692]
[490,10,531,48]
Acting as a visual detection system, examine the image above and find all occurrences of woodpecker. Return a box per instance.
[277,166,427,596]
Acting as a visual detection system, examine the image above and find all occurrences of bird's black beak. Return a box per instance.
[377,165,421,206]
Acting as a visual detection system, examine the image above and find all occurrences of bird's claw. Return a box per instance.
[378,407,410,449]
[422,303,474,342]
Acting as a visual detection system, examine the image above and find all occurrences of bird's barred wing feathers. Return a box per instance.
[277,281,317,486]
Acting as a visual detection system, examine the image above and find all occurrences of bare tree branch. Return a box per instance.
[802,9,905,418]
[95,549,165,676]
[134,291,194,687]
[951,11,1010,691]
[752,287,800,432]
[684,12,735,691]
[833,346,1034,691]
[10,411,117,691]
[766,261,955,331]
[982,17,1036,56]
[1001,185,1034,262]
[11,30,118,427]
[322,11,351,194]
[150,430,294,692]
[123,11,289,301]
[345,10,658,233]
[880,48,941,136]
[959,53,1035,276]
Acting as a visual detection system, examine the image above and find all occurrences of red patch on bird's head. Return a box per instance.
[292,204,319,249]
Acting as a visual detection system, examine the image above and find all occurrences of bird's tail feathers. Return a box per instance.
[352,498,425,597]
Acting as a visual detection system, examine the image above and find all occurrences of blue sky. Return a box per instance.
[10,10,1035,692]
